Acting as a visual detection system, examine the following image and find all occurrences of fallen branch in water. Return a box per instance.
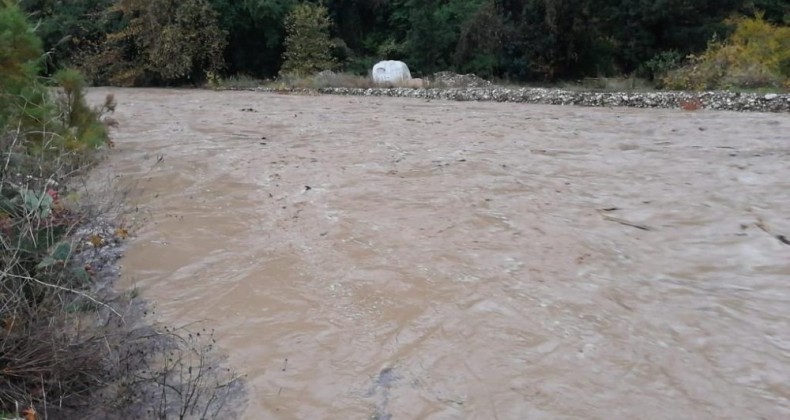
[600,212,653,231]
[755,218,789,246]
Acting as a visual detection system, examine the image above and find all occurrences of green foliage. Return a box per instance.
[389,0,485,74]
[0,7,107,412]
[208,0,295,77]
[53,68,110,150]
[2,6,238,416]
[663,14,790,90]
[280,3,335,77]
[22,188,54,218]
[91,0,228,86]
[643,50,683,81]
[15,0,790,85]
[1,4,110,172]
[19,0,114,75]
[0,2,45,129]
[453,1,504,77]
[0,3,41,84]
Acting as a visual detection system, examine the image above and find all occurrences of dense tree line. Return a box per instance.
[17,0,790,85]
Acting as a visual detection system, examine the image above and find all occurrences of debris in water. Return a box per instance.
[754,218,789,245]
[600,213,653,231]
[365,367,398,420]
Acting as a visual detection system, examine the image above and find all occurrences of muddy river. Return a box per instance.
[89,88,789,419]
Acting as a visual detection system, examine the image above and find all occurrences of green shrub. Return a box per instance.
[0,3,47,130]
[642,51,683,82]
[53,68,110,151]
[663,14,790,91]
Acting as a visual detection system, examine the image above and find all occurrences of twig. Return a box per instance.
[755,218,790,246]
[10,272,122,319]
[600,213,653,231]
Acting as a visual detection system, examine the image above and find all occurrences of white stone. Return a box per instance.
[764,93,778,100]
[372,60,412,85]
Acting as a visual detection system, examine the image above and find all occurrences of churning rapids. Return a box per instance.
[88,88,789,419]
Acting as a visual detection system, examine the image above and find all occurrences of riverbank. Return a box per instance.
[232,86,790,113]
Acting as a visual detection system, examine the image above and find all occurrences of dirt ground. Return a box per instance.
[90,88,790,419]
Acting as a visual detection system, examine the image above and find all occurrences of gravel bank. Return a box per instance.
[247,86,790,113]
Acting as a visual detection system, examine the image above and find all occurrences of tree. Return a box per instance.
[19,0,114,75]
[0,2,41,92]
[93,0,228,85]
[280,3,335,76]
[209,0,295,77]
[0,1,47,131]
[454,1,505,77]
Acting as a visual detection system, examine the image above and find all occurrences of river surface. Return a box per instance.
[89,88,790,419]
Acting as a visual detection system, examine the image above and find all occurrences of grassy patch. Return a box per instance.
[207,73,263,90]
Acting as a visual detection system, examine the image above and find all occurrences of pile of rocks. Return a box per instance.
[254,85,789,113]
[72,216,127,294]
[430,71,493,88]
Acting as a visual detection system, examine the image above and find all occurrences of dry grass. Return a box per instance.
[263,72,428,90]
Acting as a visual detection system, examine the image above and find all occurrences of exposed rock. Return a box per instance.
[372,61,412,85]
[71,216,127,295]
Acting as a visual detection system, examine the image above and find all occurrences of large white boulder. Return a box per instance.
[372,60,412,85]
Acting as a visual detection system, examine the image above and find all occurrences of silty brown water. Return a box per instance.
[89,88,790,419]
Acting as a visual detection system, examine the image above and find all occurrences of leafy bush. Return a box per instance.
[87,0,228,86]
[642,50,683,81]
[0,4,47,130]
[663,14,790,91]
[454,1,504,78]
[280,3,335,77]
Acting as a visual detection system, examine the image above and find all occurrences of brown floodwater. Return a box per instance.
[89,88,790,419]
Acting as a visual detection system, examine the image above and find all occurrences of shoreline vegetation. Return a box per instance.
[27,1,790,94]
[1,4,241,418]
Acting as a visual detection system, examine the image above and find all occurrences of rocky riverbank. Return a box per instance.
[248,86,790,113]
